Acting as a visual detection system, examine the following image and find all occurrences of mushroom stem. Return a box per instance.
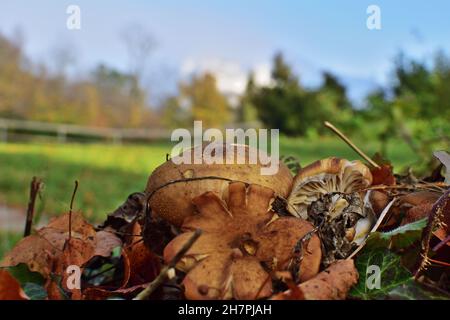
[324,121,380,169]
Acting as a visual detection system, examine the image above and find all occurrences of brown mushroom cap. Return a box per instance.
[287,157,372,219]
[146,143,293,226]
[163,182,321,300]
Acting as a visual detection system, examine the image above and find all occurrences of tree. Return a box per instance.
[179,73,231,128]
[320,72,351,110]
[90,64,151,127]
[363,52,450,170]
[251,53,309,135]
[0,31,33,119]
[272,52,299,87]
[160,96,190,129]
[236,73,259,124]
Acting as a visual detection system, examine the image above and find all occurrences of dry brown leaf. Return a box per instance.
[94,231,123,257]
[1,212,122,300]
[0,269,28,300]
[400,191,449,243]
[164,182,322,300]
[39,212,97,250]
[123,241,160,287]
[271,259,358,300]
[82,283,148,300]
[49,237,96,300]
[81,235,159,300]
[370,164,396,186]
[0,235,58,277]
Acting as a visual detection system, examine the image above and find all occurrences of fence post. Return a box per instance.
[113,132,122,144]
[0,122,7,142]
[57,126,67,143]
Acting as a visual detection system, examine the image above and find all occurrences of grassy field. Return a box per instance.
[0,136,421,258]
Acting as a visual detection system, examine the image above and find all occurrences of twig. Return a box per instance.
[427,258,450,267]
[364,182,448,192]
[324,121,380,168]
[414,189,450,279]
[24,177,42,237]
[134,229,202,300]
[69,180,79,241]
[432,234,450,252]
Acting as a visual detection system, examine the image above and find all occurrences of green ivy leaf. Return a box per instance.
[365,218,427,251]
[2,264,48,300]
[4,263,45,286]
[387,282,450,300]
[49,274,70,300]
[350,249,412,299]
[23,283,48,300]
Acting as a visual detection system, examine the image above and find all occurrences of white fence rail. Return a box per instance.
[0,118,171,143]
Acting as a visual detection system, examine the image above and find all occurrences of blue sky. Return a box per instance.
[1,0,449,105]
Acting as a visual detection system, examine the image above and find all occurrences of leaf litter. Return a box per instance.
[0,123,448,300]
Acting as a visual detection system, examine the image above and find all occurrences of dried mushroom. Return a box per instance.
[163,182,321,300]
[286,158,375,266]
[287,157,372,219]
[146,143,293,226]
[308,192,372,267]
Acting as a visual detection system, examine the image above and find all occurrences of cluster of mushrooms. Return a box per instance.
[144,143,374,300]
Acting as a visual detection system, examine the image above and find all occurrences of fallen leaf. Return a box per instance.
[0,235,58,277]
[39,212,97,250]
[81,235,160,299]
[94,231,123,257]
[0,269,27,300]
[387,281,450,300]
[1,212,123,300]
[365,218,427,251]
[371,164,396,186]
[350,249,412,300]
[101,192,147,231]
[272,259,358,300]
[123,241,160,287]
[22,282,48,300]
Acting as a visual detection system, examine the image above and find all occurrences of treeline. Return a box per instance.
[161,50,449,160]
[0,32,155,128]
[1,30,449,158]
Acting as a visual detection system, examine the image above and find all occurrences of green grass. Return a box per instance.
[0,232,22,260]
[0,142,172,220]
[279,136,416,167]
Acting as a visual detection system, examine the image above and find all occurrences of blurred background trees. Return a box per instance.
[0,29,448,161]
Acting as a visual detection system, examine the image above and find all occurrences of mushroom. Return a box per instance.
[146,143,293,226]
[287,157,372,219]
[163,182,322,300]
[286,158,374,266]
[308,192,371,266]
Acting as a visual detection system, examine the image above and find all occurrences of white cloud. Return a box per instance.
[253,63,272,87]
[179,59,276,107]
[180,58,247,96]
